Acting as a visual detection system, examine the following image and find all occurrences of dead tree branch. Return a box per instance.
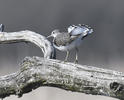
[0,31,124,100]
[0,30,55,59]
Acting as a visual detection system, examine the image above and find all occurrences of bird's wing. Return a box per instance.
[70,34,81,42]
[69,26,86,35]
[54,32,71,46]
[54,32,81,46]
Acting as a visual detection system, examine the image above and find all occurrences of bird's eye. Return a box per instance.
[52,31,55,35]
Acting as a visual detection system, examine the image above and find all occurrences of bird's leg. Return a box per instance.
[64,50,69,62]
[74,47,79,63]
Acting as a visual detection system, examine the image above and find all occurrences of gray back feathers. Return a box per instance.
[54,32,80,46]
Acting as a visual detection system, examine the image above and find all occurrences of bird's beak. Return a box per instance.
[47,35,52,38]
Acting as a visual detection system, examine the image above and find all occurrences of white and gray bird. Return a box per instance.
[47,24,93,63]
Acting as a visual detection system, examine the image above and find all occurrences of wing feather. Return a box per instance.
[54,32,81,46]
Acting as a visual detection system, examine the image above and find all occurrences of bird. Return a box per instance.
[0,24,4,32]
[47,24,93,63]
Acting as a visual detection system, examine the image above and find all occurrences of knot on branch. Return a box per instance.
[110,82,120,91]
[110,82,124,99]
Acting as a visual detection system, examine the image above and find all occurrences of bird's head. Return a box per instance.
[47,29,60,38]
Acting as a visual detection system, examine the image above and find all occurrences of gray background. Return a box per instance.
[0,0,123,100]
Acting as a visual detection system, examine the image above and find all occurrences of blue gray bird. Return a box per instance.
[47,24,93,63]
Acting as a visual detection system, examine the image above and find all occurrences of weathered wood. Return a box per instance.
[0,30,55,59]
[0,30,124,100]
[0,57,124,100]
